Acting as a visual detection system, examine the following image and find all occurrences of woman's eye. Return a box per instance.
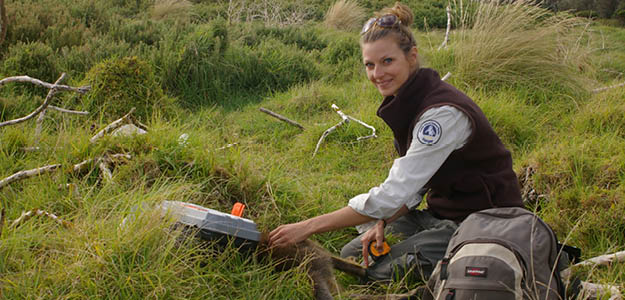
[383,58,393,64]
[364,62,374,68]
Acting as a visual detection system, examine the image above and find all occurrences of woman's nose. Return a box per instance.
[373,66,384,78]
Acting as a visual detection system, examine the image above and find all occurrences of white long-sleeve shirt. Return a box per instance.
[348,105,472,232]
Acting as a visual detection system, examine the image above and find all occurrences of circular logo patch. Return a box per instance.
[417,120,442,145]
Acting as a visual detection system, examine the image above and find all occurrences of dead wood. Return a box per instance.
[90,107,137,143]
[0,164,62,190]
[259,107,305,130]
[10,209,73,229]
[0,73,67,129]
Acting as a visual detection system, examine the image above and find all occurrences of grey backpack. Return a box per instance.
[422,207,567,300]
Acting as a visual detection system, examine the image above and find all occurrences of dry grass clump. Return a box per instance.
[324,0,366,32]
[452,0,594,98]
[151,0,193,20]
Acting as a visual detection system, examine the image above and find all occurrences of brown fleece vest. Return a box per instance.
[377,68,522,222]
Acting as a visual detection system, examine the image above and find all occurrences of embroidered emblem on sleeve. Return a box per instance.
[417,120,442,145]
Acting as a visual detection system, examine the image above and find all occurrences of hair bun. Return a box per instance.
[379,2,414,28]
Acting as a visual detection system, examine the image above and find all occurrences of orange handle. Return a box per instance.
[368,240,391,260]
[231,202,245,217]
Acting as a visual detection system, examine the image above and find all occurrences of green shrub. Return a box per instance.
[2,42,60,96]
[110,18,166,46]
[407,0,448,30]
[573,10,599,19]
[57,36,136,80]
[165,23,321,108]
[82,56,165,122]
[235,23,328,51]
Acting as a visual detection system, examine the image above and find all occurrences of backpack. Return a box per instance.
[422,207,568,300]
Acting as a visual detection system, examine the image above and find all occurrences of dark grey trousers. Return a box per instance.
[340,209,458,283]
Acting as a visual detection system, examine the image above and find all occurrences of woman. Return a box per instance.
[269,2,523,282]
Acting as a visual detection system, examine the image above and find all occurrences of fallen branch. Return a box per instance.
[0,164,62,190]
[216,142,239,151]
[0,75,90,94]
[0,153,131,190]
[259,107,304,130]
[566,251,625,276]
[313,104,377,157]
[592,82,625,93]
[98,161,114,184]
[90,107,136,143]
[10,209,73,229]
[0,73,66,129]
[578,281,622,300]
[441,72,452,81]
[438,5,451,51]
[47,105,89,115]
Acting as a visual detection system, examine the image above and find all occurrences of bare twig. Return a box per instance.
[10,209,73,229]
[0,73,66,129]
[438,5,451,51]
[90,107,136,143]
[592,82,625,93]
[34,108,47,146]
[259,107,305,130]
[0,75,90,94]
[0,154,131,190]
[441,72,452,81]
[563,250,625,277]
[98,161,114,184]
[313,104,377,157]
[0,164,62,190]
[215,142,239,150]
[578,281,622,300]
[47,105,89,115]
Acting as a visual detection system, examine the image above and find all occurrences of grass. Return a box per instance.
[1,0,625,298]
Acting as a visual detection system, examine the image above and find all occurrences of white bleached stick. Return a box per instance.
[90,107,137,143]
[438,5,452,51]
[0,73,66,129]
[312,104,377,157]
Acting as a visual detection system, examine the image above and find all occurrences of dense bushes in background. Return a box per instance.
[82,56,167,121]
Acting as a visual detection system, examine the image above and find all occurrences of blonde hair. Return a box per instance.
[360,2,417,54]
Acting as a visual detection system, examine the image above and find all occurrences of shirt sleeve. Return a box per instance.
[348,105,472,227]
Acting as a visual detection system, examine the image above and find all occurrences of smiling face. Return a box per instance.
[362,36,418,97]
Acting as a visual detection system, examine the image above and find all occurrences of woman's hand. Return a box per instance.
[360,219,386,267]
[268,221,312,248]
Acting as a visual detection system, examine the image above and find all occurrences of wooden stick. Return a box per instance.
[0,154,131,190]
[578,281,622,300]
[90,107,136,143]
[47,105,89,115]
[0,164,62,190]
[10,209,73,229]
[98,161,114,184]
[259,107,305,130]
[592,81,625,93]
[313,104,377,157]
[0,75,90,94]
[0,73,66,129]
[438,5,452,51]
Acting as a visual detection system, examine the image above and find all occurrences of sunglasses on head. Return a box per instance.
[360,14,401,35]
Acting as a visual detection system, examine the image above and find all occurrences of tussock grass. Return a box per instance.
[451,0,594,100]
[151,0,193,20]
[324,0,366,32]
